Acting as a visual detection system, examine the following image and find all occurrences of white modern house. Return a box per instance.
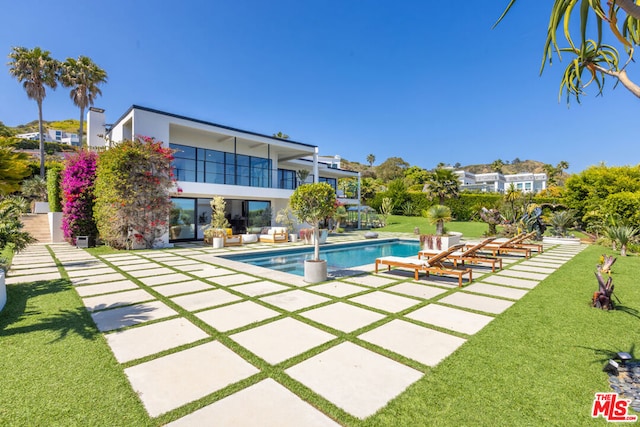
[17,129,80,146]
[87,105,360,243]
[454,170,547,193]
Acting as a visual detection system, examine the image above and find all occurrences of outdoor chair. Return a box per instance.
[469,233,531,258]
[375,244,472,287]
[259,227,288,243]
[419,237,503,272]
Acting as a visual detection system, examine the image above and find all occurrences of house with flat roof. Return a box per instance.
[17,129,80,146]
[87,105,359,243]
[454,170,547,193]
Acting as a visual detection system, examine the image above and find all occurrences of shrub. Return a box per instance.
[61,151,98,244]
[94,137,174,249]
[47,164,63,212]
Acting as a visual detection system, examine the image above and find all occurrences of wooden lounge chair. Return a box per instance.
[509,231,544,253]
[468,233,532,259]
[375,244,472,287]
[419,237,503,272]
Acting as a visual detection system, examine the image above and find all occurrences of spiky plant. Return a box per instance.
[424,204,452,236]
[593,270,615,310]
[606,225,638,256]
[549,210,575,237]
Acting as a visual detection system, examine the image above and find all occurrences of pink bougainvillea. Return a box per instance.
[61,150,98,244]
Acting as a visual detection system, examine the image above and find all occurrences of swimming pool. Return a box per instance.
[221,239,420,276]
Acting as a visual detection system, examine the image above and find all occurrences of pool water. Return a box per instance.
[221,239,420,276]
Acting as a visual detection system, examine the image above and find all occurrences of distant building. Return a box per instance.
[16,129,80,146]
[454,170,547,193]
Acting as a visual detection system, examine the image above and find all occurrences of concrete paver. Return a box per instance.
[138,273,193,286]
[349,291,421,313]
[285,342,423,419]
[171,289,241,312]
[106,317,208,363]
[230,280,291,297]
[211,273,259,286]
[71,272,127,285]
[300,302,385,333]
[307,281,369,297]
[438,292,515,314]
[152,280,214,297]
[166,378,340,427]
[91,300,178,332]
[384,282,448,300]
[230,317,335,364]
[83,288,156,312]
[74,280,140,297]
[260,289,330,311]
[125,341,259,417]
[406,304,494,335]
[196,300,280,332]
[464,282,529,300]
[482,275,539,289]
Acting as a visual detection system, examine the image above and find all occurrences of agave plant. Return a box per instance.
[549,210,575,237]
[606,225,638,256]
[593,270,615,310]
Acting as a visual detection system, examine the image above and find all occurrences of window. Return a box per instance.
[278,169,296,189]
[170,143,272,187]
[319,177,337,191]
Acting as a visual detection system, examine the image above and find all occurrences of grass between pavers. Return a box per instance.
[0,275,152,424]
[364,245,640,426]
[3,244,636,425]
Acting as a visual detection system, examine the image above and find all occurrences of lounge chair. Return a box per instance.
[375,244,472,287]
[509,231,544,253]
[419,237,503,272]
[468,233,531,258]
[259,227,288,243]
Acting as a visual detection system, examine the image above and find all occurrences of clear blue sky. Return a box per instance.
[2,1,639,173]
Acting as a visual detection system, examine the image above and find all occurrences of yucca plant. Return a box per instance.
[606,225,638,256]
[424,205,452,236]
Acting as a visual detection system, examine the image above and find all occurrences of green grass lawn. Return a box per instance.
[1,244,637,425]
[377,215,492,239]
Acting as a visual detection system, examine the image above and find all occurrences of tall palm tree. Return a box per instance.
[7,46,59,177]
[60,56,108,147]
[424,168,459,205]
[366,153,375,167]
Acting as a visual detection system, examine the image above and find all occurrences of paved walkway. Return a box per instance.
[7,236,584,425]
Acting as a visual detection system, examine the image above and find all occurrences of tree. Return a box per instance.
[7,46,59,177]
[94,137,175,249]
[0,147,31,194]
[290,182,336,261]
[497,1,640,101]
[61,150,98,244]
[423,168,460,205]
[0,122,15,137]
[377,157,409,181]
[366,153,375,167]
[403,165,430,186]
[273,131,289,139]
[491,159,504,173]
[0,197,35,252]
[59,56,107,147]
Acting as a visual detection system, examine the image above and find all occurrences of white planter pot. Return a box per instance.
[440,233,461,249]
[212,237,224,249]
[290,234,298,243]
[34,201,50,214]
[304,259,327,283]
[48,212,64,242]
[0,271,6,313]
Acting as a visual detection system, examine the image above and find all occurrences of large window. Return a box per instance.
[170,143,272,187]
[319,177,337,191]
[278,169,296,189]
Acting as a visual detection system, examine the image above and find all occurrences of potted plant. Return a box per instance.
[423,205,461,249]
[290,182,337,283]
[276,205,298,242]
[207,196,229,248]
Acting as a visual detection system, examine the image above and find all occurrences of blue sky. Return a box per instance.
[2,1,639,173]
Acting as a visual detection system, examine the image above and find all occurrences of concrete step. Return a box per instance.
[20,214,52,243]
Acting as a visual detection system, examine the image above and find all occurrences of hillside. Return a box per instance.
[11,119,83,134]
[461,159,547,174]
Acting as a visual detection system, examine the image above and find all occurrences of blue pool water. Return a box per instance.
[221,239,420,276]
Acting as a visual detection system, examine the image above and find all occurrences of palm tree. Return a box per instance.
[366,154,375,167]
[491,159,504,173]
[8,46,59,177]
[503,183,521,222]
[424,168,459,205]
[59,56,108,147]
[607,225,638,256]
[273,131,289,139]
[424,205,452,236]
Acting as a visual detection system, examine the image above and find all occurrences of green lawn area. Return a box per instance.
[377,215,492,238]
[1,244,637,425]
